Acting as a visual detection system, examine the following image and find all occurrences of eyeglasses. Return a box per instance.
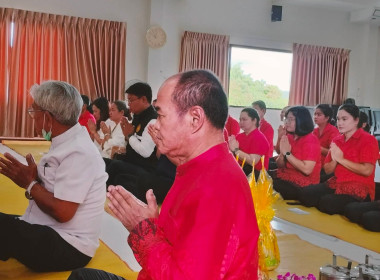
[127,97,141,104]
[27,108,46,118]
[284,117,295,123]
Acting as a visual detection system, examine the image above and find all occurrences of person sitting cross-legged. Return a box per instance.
[228,107,269,179]
[312,104,340,182]
[105,82,158,186]
[252,100,274,166]
[78,94,96,135]
[272,106,321,200]
[0,81,107,272]
[299,104,379,215]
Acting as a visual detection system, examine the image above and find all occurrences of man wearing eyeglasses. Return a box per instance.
[105,82,158,187]
[0,81,108,272]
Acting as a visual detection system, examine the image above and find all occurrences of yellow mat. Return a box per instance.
[0,144,139,280]
[274,199,380,253]
[0,241,138,280]
[2,140,51,163]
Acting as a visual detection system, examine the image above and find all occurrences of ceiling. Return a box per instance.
[278,0,380,13]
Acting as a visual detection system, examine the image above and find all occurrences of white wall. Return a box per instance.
[1,0,380,108]
[149,0,380,107]
[0,0,151,86]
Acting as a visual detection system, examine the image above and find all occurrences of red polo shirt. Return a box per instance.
[313,123,340,165]
[276,133,321,187]
[225,115,240,136]
[259,118,274,159]
[236,128,269,170]
[325,128,379,200]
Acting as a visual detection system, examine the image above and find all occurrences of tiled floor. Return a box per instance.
[271,217,380,265]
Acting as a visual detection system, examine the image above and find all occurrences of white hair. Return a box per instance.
[30,81,83,126]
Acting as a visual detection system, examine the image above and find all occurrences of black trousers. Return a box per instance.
[298,183,367,215]
[344,201,380,232]
[272,178,302,200]
[113,172,174,204]
[69,268,126,280]
[362,211,380,232]
[0,213,91,272]
[319,170,334,183]
[105,159,149,187]
[298,183,334,207]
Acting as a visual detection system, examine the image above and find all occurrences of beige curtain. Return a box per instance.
[1,7,126,137]
[64,17,126,102]
[179,31,230,90]
[289,43,350,106]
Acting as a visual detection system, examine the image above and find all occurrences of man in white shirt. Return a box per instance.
[0,81,108,272]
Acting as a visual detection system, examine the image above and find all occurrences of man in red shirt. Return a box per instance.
[69,70,259,280]
[252,100,274,161]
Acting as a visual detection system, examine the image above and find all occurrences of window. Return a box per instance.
[228,46,292,109]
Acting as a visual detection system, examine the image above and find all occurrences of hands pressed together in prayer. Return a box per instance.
[0,153,38,189]
[87,119,97,135]
[120,117,134,138]
[107,186,159,231]
[277,125,286,139]
[329,143,344,163]
[100,121,111,135]
[279,135,291,155]
[147,124,159,145]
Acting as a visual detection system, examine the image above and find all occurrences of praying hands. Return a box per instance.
[107,185,159,231]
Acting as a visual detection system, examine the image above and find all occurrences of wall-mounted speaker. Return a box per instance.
[271,5,282,22]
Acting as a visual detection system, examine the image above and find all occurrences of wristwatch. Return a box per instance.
[25,180,38,200]
[284,151,291,160]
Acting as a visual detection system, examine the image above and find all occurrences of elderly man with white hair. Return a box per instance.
[0,81,108,272]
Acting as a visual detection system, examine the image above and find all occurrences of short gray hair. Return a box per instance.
[30,81,83,126]
[172,70,228,130]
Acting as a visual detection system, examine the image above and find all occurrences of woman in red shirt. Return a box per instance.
[78,95,96,135]
[228,108,269,179]
[299,104,379,215]
[272,106,321,200]
[313,104,340,182]
[252,100,274,162]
